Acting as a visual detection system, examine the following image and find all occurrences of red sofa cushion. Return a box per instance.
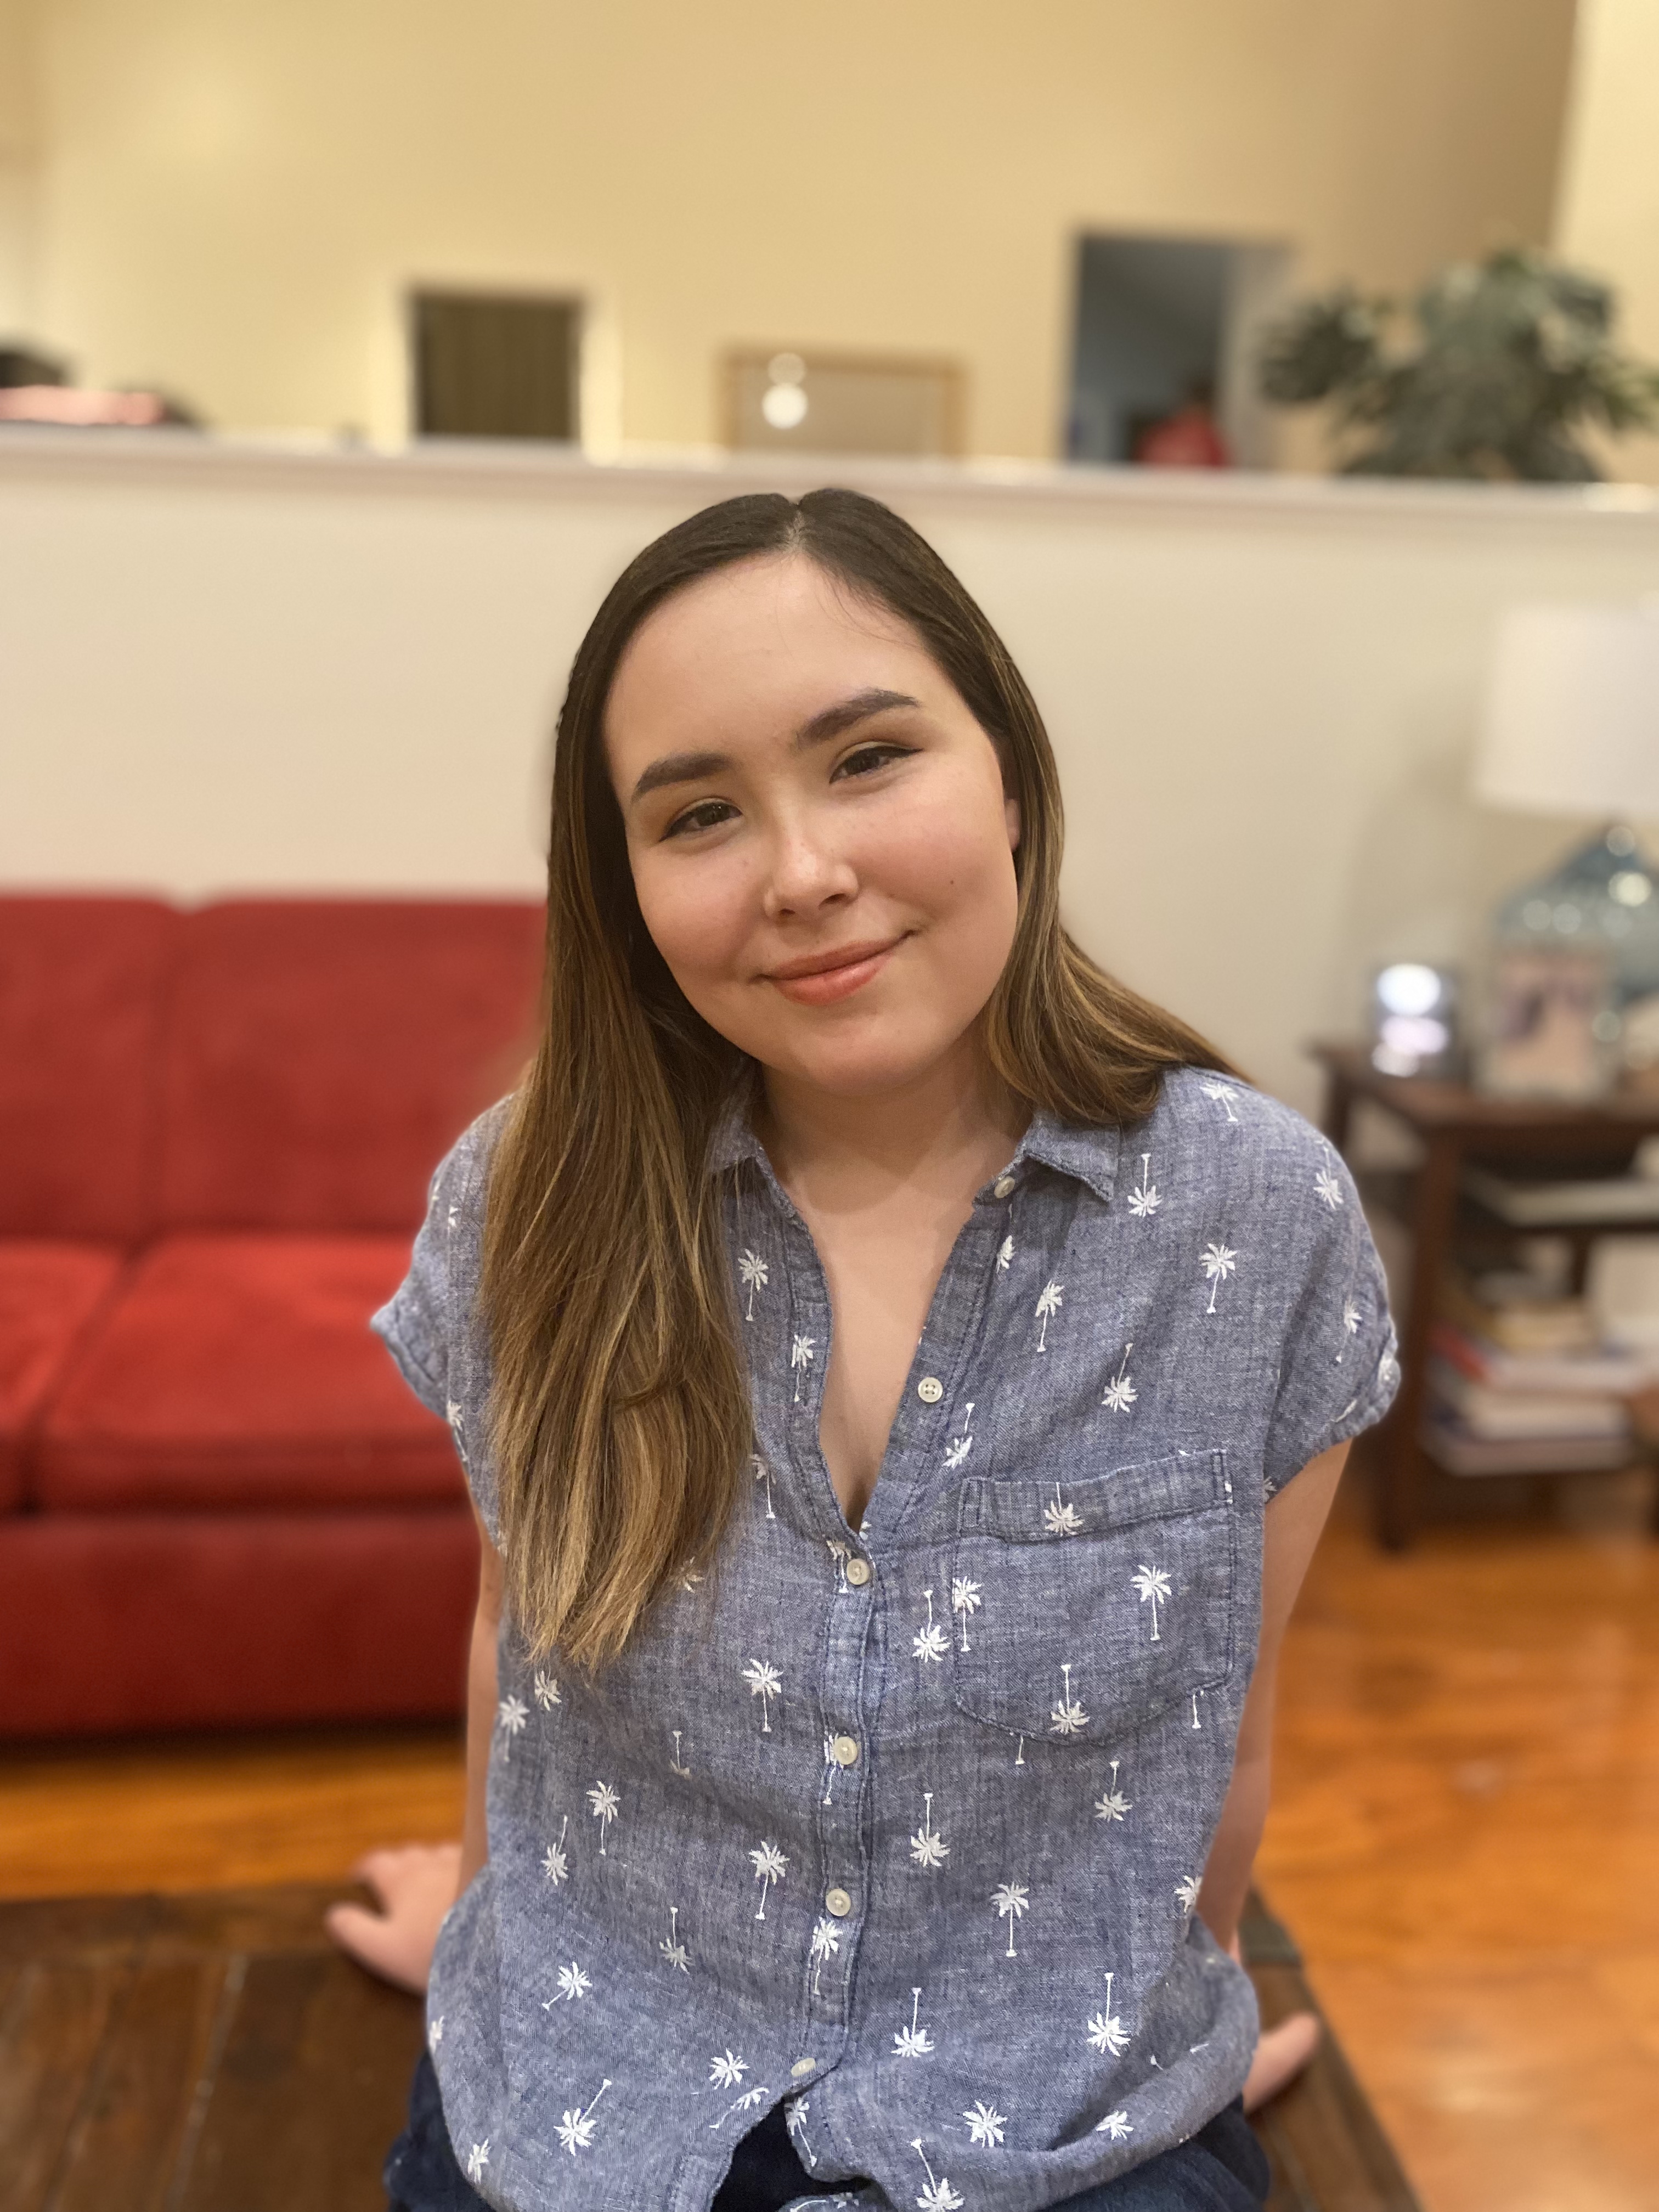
[0,1242,125,1512]
[157,899,543,1232]
[35,1233,462,1514]
[0,1510,476,1736]
[0,896,178,1240]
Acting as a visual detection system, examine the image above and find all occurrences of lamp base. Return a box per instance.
[1494,822,1659,1004]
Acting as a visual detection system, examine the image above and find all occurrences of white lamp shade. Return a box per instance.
[1475,602,1659,820]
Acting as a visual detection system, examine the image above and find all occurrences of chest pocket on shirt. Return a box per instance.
[950,1449,1237,1742]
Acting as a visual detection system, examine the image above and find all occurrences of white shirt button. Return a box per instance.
[825,1886,854,1918]
[844,1557,872,1588]
[832,1734,860,1767]
[994,1175,1016,1198]
[917,1376,944,1404]
[791,2057,816,2078]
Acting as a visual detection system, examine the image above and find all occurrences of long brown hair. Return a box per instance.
[483,488,1232,1668]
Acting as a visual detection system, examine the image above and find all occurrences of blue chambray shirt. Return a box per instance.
[374,1066,1398,2212]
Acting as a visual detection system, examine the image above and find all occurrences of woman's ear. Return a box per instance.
[1005,792,1022,854]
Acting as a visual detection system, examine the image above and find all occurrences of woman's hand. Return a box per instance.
[324,1842,462,1994]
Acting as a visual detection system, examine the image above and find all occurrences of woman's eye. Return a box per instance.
[834,743,912,781]
[663,798,737,839]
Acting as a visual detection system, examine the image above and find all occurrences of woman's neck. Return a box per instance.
[756,1030,1030,1214]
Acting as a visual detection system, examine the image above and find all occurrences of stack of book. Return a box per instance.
[1423,1272,1645,1476]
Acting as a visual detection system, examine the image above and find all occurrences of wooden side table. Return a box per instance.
[1310,1043,1659,1547]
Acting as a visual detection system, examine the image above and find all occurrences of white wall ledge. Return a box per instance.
[4,423,1659,535]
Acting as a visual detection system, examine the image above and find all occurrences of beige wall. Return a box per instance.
[14,0,1576,454]
[5,431,1648,1121]
[0,0,40,330]
[1555,0,1659,485]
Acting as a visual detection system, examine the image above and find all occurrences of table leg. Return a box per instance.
[1321,1068,1355,1155]
[1376,1132,1462,1549]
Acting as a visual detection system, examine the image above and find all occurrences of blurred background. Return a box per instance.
[3,6,1659,2211]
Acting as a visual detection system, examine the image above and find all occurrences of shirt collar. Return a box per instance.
[1003,1107,1122,1206]
[706,1092,1122,1207]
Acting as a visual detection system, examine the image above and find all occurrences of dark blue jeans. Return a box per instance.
[385,2051,1269,2211]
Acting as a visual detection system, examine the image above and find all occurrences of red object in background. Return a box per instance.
[1134,400,1233,469]
[0,893,545,1737]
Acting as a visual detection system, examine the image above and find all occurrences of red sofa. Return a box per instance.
[0,894,544,1737]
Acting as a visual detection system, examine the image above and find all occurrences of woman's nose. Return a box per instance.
[761,826,857,920]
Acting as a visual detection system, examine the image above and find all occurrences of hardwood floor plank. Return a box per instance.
[174,1950,420,2212]
[48,1956,224,2212]
[0,1957,133,2212]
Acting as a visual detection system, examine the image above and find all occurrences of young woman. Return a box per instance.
[371,488,1398,2212]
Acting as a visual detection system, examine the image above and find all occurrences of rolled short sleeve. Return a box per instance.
[371,1107,504,1537]
[1261,1143,1399,1498]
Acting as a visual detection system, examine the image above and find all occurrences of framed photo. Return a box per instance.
[1479,946,1614,1100]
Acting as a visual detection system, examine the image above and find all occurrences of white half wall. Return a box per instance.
[5,431,1659,1118]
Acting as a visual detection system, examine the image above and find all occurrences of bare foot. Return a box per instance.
[1243,2010,1321,2111]
[324,1842,462,1994]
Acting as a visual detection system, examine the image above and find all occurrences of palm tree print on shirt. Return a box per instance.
[532,1668,561,1712]
[541,1815,569,1886]
[996,1233,1014,1272]
[709,2050,749,2090]
[1101,1343,1137,1414]
[1200,1079,1241,1123]
[893,1987,936,2057]
[992,1881,1030,1957]
[738,1249,769,1320]
[1127,1154,1161,1218]
[1313,1165,1344,1211]
[742,1657,782,1733]
[749,1838,787,1919]
[1086,1971,1130,2056]
[670,1729,692,1779]
[910,1791,950,1869]
[555,2080,610,2156]
[951,1576,982,1650]
[1043,1481,1083,1537]
[912,1588,951,1662]
[791,1334,815,1403]
[785,2095,817,2168]
[1094,1759,1132,1825]
[943,1398,975,1469]
[911,2138,964,2212]
[1096,2111,1133,2142]
[1131,1564,1172,1642]
[1175,1874,1203,1917]
[466,2141,489,2184]
[1201,1241,1238,1313]
[710,2085,769,2131]
[752,1454,776,1519]
[810,1914,841,1994]
[586,1780,619,1855]
[1035,1279,1064,1351]
[1049,1661,1088,1736]
[963,2100,1007,2147]
[659,1905,690,1974]
[542,1960,592,2007]
[495,1693,529,1758]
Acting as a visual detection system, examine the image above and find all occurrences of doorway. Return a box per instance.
[1065,233,1291,469]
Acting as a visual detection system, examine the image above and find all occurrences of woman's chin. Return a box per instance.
[758,1029,969,1102]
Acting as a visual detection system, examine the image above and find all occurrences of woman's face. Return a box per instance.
[605,551,1021,1101]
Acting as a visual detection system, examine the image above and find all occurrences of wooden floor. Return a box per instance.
[1,1469,1656,2212]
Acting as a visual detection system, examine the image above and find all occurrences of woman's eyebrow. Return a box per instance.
[628,689,922,806]
[794,687,921,748]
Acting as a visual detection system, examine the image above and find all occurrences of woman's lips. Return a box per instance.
[766,939,901,1006]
